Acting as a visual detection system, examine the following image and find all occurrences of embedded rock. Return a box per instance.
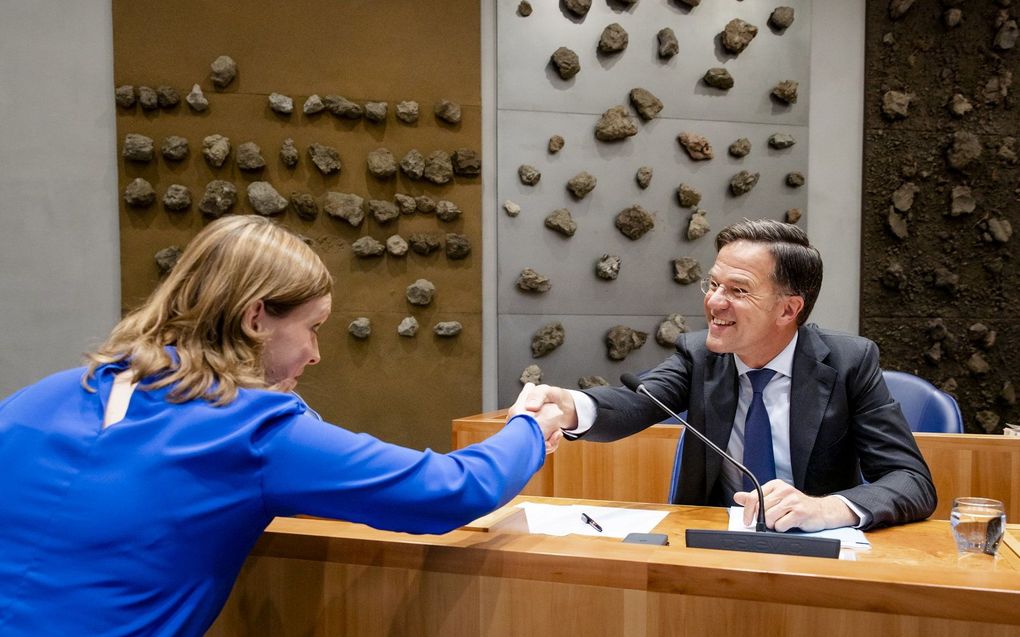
[434,100,462,124]
[397,316,419,337]
[606,325,647,361]
[531,322,565,358]
[367,148,398,179]
[236,142,266,171]
[123,134,154,162]
[303,95,325,115]
[934,266,959,292]
[567,171,597,199]
[615,205,654,240]
[947,131,982,170]
[772,80,799,104]
[199,181,237,218]
[658,28,679,58]
[154,246,182,276]
[656,314,689,347]
[769,7,795,30]
[721,19,758,55]
[504,200,522,217]
[596,254,622,280]
[994,19,1019,49]
[409,233,441,255]
[950,185,976,216]
[445,233,472,259]
[968,323,996,349]
[595,106,638,141]
[156,86,180,108]
[138,86,158,110]
[677,183,701,208]
[520,365,542,385]
[365,101,388,122]
[598,23,629,54]
[687,210,710,240]
[948,93,973,117]
[518,1,533,16]
[247,182,288,216]
[729,170,760,196]
[769,133,796,149]
[636,166,653,189]
[548,135,565,153]
[434,322,463,337]
[348,318,372,339]
[158,136,188,162]
[352,237,385,258]
[424,150,454,184]
[186,84,208,111]
[386,234,409,257]
[396,100,419,123]
[209,55,237,88]
[115,85,135,108]
[324,95,363,118]
[323,192,365,227]
[578,376,609,389]
[545,208,577,237]
[887,211,908,239]
[518,164,542,185]
[882,90,912,119]
[980,217,1012,243]
[400,149,425,179]
[704,68,734,90]
[517,267,551,292]
[269,93,293,114]
[308,143,341,175]
[729,137,752,157]
[551,47,581,80]
[415,195,436,214]
[452,148,481,176]
[672,257,702,284]
[280,139,299,167]
[944,8,962,28]
[290,192,318,220]
[889,0,915,19]
[394,194,417,215]
[629,87,662,120]
[162,184,191,211]
[881,261,906,290]
[967,352,991,375]
[436,200,462,222]
[124,178,156,207]
[563,0,591,17]
[976,411,1000,433]
[406,279,436,306]
[785,208,802,224]
[678,132,713,160]
[368,199,400,224]
[202,135,231,167]
[786,172,806,188]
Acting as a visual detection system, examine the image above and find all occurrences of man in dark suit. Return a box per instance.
[527,219,936,531]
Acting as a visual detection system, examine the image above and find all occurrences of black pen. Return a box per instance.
[581,512,603,533]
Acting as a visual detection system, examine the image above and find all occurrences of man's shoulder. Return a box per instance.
[799,324,878,362]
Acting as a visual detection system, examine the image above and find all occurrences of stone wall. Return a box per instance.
[862,0,1019,433]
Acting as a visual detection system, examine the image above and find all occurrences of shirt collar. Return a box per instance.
[734,332,799,379]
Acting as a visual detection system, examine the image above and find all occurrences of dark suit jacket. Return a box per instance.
[580,324,937,530]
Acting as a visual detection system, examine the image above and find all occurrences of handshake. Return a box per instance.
[506,382,581,454]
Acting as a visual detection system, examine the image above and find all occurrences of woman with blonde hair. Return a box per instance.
[0,215,560,636]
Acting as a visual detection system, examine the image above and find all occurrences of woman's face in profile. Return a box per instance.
[259,294,332,391]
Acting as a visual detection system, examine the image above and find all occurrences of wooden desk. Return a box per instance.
[452,411,1020,521]
[207,497,1020,636]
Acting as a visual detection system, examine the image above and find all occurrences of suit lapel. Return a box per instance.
[703,351,738,499]
[789,326,837,489]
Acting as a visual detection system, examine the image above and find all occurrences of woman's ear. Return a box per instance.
[243,300,266,333]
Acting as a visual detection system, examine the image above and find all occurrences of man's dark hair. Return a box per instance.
[714,219,823,326]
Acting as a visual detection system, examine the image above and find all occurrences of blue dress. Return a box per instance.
[0,358,545,636]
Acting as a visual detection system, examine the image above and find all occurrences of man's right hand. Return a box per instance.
[523,384,579,433]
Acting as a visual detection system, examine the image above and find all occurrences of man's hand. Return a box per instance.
[522,384,579,432]
[507,383,565,452]
[733,480,860,532]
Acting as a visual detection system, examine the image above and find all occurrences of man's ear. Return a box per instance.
[243,300,266,333]
[777,294,805,327]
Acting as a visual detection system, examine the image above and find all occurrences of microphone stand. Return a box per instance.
[620,373,840,559]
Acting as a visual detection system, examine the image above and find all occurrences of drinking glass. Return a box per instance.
[950,497,1006,555]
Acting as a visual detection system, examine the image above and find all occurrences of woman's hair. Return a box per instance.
[83,215,333,405]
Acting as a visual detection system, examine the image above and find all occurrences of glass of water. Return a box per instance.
[950,497,1006,555]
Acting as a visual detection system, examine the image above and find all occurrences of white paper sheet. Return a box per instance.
[727,506,871,549]
[517,502,669,538]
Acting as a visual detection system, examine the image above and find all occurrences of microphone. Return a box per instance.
[619,373,840,559]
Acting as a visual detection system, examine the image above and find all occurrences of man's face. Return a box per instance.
[703,241,798,368]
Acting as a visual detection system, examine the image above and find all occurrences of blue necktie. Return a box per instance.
[742,368,777,492]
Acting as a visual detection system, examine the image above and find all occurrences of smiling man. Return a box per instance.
[527,219,936,532]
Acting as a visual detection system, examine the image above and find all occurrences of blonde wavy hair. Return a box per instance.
[83,215,334,405]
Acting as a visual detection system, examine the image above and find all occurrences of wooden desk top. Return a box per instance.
[259,497,1020,626]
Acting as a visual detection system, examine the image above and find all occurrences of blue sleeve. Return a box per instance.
[257,413,546,534]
